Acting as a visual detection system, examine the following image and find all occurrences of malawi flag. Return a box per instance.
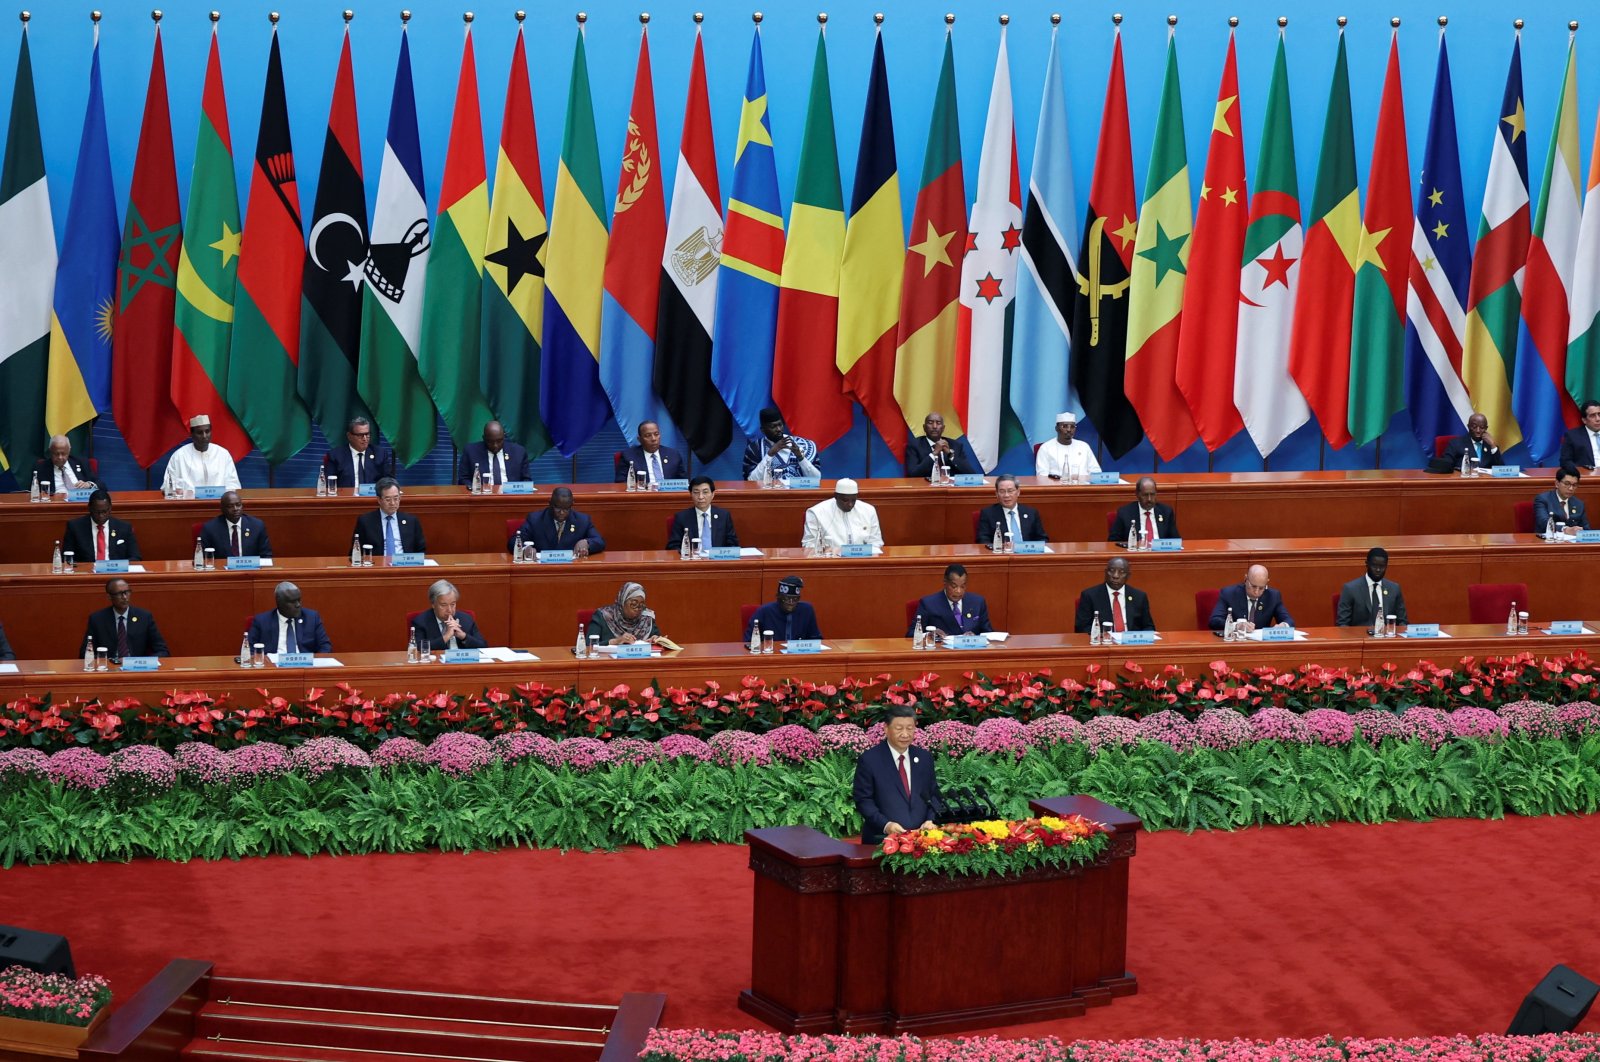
[228,25,310,464]
[112,23,185,467]
[171,26,251,460]
[481,23,552,456]
[1288,28,1359,449]
[1070,24,1142,459]
[418,24,495,448]
[892,30,967,448]
[771,24,850,450]
[1346,29,1412,447]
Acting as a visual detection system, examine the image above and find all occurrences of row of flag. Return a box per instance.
[3,17,1600,477]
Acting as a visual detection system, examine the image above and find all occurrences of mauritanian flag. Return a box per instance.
[418,22,495,448]
[481,22,552,456]
[1459,33,1528,451]
[1288,26,1359,449]
[771,24,850,449]
[170,25,251,460]
[1124,26,1196,461]
[1567,91,1600,407]
[228,24,311,464]
[1346,28,1412,447]
[1176,29,1247,452]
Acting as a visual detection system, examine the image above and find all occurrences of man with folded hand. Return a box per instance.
[247,582,332,655]
[748,576,823,644]
[81,578,169,661]
[410,580,488,651]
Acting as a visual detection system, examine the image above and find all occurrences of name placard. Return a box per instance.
[1402,623,1441,638]
[1576,529,1600,544]
[945,633,988,650]
[609,641,652,658]
[952,473,987,487]
[1088,472,1122,485]
[784,639,823,654]
[355,483,377,497]
[1014,540,1048,555]
[838,543,874,558]
[536,550,576,564]
[1548,620,1587,635]
[1259,625,1296,642]
[120,656,160,671]
[65,488,94,503]
[1489,464,1523,478]
[1114,629,1159,645]
[92,559,128,574]
[659,478,690,492]
[499,481,537,495]
[193,485,226,500]
[706,546,741,560]
[786,476,821,490]
[1150,538,1184,552]
[273,652,315,668]
[442,648,482,663]
[390,552,426,567]
[225,556,261,570]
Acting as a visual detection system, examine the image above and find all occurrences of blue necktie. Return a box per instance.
[702,511,711,548]
[385,516,398,557]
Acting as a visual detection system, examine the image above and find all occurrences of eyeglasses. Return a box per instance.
[349,431,371,438]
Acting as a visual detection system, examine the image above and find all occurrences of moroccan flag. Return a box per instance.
[772,24,850,449]
[481,22,552,456]
[1235,28,1309,458]
[1070,24,1142,459]
[836,27,906,460]
[1402,30,1475,456]
[1346,29,1412,446]
[1124,28,1196,461]
[1176,29,1247,452]
[228,25,311,463]
[1512,36,1582,464]
[1460,34,1528,451]
[0,23,53,471]
[712,24,785,441]
[1567,93,1600,407]
[541,23,612,456]
[418,24,495,448]
[892,30,966,448]
[112,23,184,468]
[1288,27,1359,449]
[46,27,116,439]
[357,25,438,467]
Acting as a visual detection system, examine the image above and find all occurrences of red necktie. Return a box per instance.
[898,753,911,797]
[96,524,107,561]
[230,524,241,557]
[1112,590,1126,633]
[1143,509,1155,541]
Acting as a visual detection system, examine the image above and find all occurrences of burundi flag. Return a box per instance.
[1512,34,1583,463]
[1567,95,1600,407]
[1124,25,1196,461]
[481,21,552,456]
[1460,33,1528,451]
[1403,28,1475,456]
[772,23,850,449]
[541,21,612,457]
[1347,28,1412,447]
[46,25,116,439]
[712,23,785,441]
[0,22,54,471]
[1012,19,1080,444]
[1235,28,1310,458]
[418,22,495,448]
[357,24,438,467]
[228,23,311,464]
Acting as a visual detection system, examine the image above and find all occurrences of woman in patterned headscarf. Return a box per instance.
[588,581,660,645]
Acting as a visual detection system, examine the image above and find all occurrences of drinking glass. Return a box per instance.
[761,630,775,655]
[203,547,216,571]
[361,544,374,567]
[94,647,108,671]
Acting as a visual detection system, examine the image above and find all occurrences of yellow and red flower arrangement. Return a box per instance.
[876,815,1110,878]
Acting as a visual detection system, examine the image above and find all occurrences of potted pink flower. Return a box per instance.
[0,964,112,1057]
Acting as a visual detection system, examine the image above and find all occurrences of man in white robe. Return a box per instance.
[161,414,242,494]
[1033,411,1102,482]
[801,478,883,552]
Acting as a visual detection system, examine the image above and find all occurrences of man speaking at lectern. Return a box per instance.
[853,705,940,844]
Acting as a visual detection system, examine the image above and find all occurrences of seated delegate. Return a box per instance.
[588,582,663,646]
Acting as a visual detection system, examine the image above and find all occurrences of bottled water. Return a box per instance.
[749,622,762,654]
[193,537,205,570]
[1545,516,1556,541]
[51,540,62,574]
[626,462,637,491]
[1372,609,1386,637]
[680,529,692,560]
[239,632,251,668]
[470,464,482,495]
[1223,608,1237,642]
[1089,611,1102,645]
[512,531,524,563]
[1506,603,1518,637]
[407,633,420,664]
[83,641,95,672]
[1126,523,1139,551]
[29,473,40,502]
[912,616,925,650]
[575,624,588,658]
[316,466,327,497]
[1460,452,1470,477]
[992,525,1004,553]
[350,535,362,567]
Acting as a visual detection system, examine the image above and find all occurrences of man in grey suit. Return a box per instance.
[1335,547,1409,630]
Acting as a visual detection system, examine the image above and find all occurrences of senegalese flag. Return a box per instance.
[541,22,612,456]
[481,22,552,456]
[418,22,495,448]
[46,25,116,440]
[1567,86,1600,408]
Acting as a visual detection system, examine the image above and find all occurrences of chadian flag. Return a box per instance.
[1512,35,1583,464]
[1124,26,1196,461]
[1288,26,1359,449]
[955,22,1023,472]
[771,24,850,449]
[1567,94,1600,407]
[46,26,116,440]
[228,24,311,464]
[836,27,906,460]
[417,23,495,448]
[1176,29,1247,452]
[112,23,185,467]
[1346,28,1412,447]
[1402,28,1475,456]
[481,22,552,456]
[170,25,251,460]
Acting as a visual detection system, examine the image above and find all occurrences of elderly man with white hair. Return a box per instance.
[1033,411,1101,482]
[801,479,883,553]
[161,414,242,494]
[409,580,488,651]
[32,435,93,495]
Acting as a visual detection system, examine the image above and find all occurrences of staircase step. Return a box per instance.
[205,977,618,1031]
[181,1036,604,1062]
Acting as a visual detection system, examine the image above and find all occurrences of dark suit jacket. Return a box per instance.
[63,516,141,562]
[904,434,980,478]
[910,592,993,637]
[1336,577,1409,628]
[199,514,272,558]
[853,741,941,844]
[82,607,169,660]
[1439,434,1504,470]
[1109,502,1181,543]
[323,444,396,487]
[352,510,426,555]
[517,509,605,554]
[1559,426,1600,469]
[1209,584,1293,632]
[749,601,823,642]
[247,608,333,654]
[458,441,532,485]
[409,610,488,651]
[0,620,13,660]
[1533,490,1589,531]
[31,457,91,492]
[613,445,687,483]
[667,506,739,550]
[976,503,1047,544]
[1074,584,1156,634]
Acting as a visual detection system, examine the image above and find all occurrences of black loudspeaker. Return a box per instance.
[0,925,75,978]
[1507,964,1599,1035]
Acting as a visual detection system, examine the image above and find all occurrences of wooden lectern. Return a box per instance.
[739,795,1139,1035]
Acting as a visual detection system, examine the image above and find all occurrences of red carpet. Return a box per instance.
[7,815,1600,1041]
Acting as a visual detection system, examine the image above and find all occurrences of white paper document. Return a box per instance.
[740,547,764,557]
[983,632,1009,642]
[479,647,541,662]
[0,663,17,673]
